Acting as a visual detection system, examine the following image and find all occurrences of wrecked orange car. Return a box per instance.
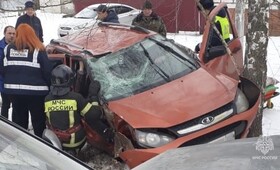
[46,3,260,168]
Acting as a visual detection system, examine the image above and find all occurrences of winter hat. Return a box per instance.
[198,0,214,10]
[143,0,153,9]
[25,1,34,9]
[94,4,108,12]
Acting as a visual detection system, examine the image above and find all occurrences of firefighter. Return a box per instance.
[44,64,114,154]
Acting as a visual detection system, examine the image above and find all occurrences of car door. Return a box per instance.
[199,3,243,80]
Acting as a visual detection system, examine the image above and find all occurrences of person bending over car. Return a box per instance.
[44,64,114,155]
[94,4,119,23]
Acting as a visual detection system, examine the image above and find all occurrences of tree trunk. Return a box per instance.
[244,0,269,137]
[34,0,40,10]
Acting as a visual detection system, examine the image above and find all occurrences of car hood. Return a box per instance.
[108,67,238,128]
[59,17,96,28]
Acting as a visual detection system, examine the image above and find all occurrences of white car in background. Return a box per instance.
[58,3,141,37]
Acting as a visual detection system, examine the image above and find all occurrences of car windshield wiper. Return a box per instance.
[149,38,199,69]
[139,43,171,82]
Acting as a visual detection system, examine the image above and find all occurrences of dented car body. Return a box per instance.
[47,3,260,168]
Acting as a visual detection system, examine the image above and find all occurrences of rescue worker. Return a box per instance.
[132,0,167,37]
[2,24,52,137]
[94,4,119,23]
[195,0,230,53]
[44,64,114,154]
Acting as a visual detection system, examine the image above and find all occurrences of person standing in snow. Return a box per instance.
[132,0,167,37]
[16,1,44,42]
[0,26,15,119]
[2,24,53,137]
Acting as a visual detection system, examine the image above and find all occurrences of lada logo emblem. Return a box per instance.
[201,116,214,125]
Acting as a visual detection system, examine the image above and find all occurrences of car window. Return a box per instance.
[75,7,97,19]
[108,7,117,13]
[110,6,133,14]
[118,6,133,14]
[86,35,199,101]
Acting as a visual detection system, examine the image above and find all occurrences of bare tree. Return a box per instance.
[244,0,269,137]
[34,0,40,10]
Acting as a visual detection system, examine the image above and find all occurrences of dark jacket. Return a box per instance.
[44,90,112,148]
[0,38,7,92]
[45,91,88,149]
[195,7,230,53]
[210,8,230,47]
[103,10,119,23]
[132,12,167,37]
[16,14,44,42]
[3,44,52,95]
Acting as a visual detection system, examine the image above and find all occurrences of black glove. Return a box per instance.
[103,128,115,144]
[88,80,101,102]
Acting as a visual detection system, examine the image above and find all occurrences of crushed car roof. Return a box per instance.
[56,23,155,56]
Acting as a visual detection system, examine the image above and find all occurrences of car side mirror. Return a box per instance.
[204,45,226,63]
[42,129,62,150]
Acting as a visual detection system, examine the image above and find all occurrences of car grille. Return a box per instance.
[60,27,71,30]
[169,102,235,137]
[179,121,247,147]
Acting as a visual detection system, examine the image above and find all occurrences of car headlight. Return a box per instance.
[234,88,249,113]
[135,130,174,148]
[73,23,87,30]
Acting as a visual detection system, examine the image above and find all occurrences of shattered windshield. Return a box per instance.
[86,35,200,101]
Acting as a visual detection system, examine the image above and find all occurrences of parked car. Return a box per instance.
[0,116,92,170]
[57,3,140,37]
[46,3,261,169]
[133,135,280,170]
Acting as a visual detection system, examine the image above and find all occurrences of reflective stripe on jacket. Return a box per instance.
[3,44,52,95]
[215,16,230,40]
[44,92,92,149]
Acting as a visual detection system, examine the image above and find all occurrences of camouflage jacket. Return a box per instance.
[132,12,167,37]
